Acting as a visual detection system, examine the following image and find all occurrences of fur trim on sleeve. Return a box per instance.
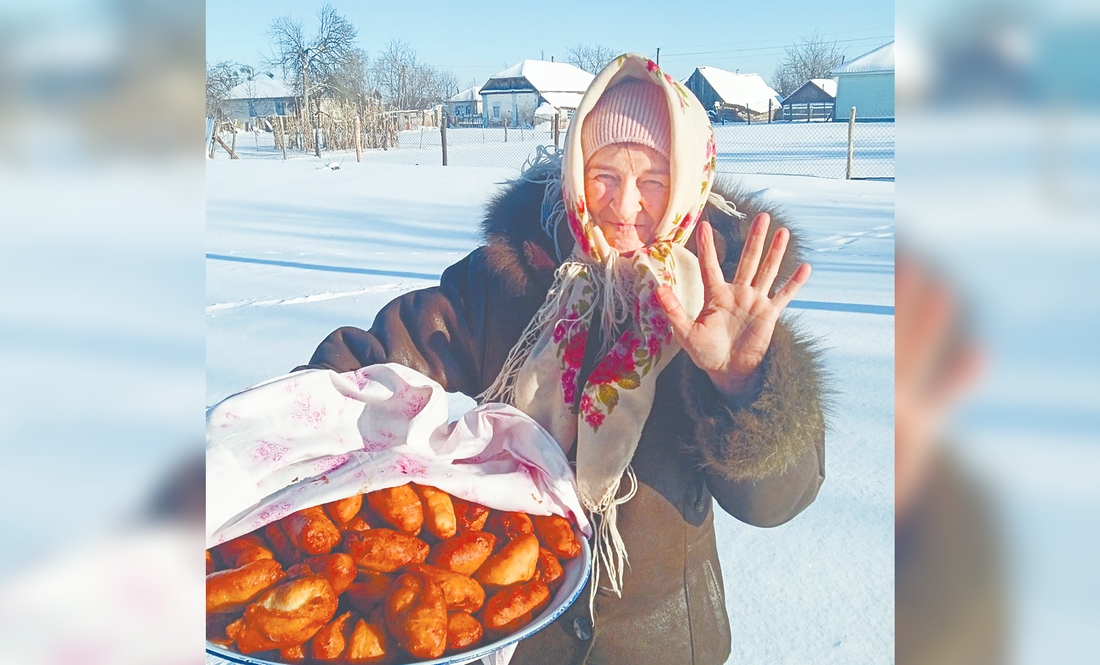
[681,319,828,482]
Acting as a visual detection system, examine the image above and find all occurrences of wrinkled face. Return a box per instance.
[583,143,671,254]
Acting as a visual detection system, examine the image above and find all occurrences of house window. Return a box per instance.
[275,100,286,116]
[492,104,500,119]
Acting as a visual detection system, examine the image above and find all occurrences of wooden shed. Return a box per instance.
[780,78,837,121]
[832,41,894,121]
[684,67,782,122]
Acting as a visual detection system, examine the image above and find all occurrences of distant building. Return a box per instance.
[446,87,483,126]
[225,73,297,122]
[781,78,837,122]
[683,67,782,122]
[832,41,894,121]
[480,60,593,127]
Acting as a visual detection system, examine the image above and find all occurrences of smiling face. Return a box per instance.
[582,143,671,254]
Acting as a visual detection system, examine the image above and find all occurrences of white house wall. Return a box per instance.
[481,91,539,126]
[834,73,894,120]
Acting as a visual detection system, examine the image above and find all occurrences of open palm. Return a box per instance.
[656,214,812,398]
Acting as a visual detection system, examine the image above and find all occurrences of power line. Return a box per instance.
[659,35,893,59]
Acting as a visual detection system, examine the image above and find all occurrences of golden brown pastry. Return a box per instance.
[344,529,429,573]
[261,520,304,565]
[367,484,424,535]
[340,515,372,533]
[452,498,490,532]
[413,484,457,539]
[206,558,285,614]
[485,511,534,542]
[213,534,275,569]
[310,610,352,660]
[483,610,533,641]
[282,506,342,556]
[206,611,237,647]
[324,493,363,525]
[428,530,496,576]
[286,553,357,595]
[206,550,215,576]
[345,616,390,661]
[345,570,394,614]
[531,514,582,559]
[226,575,338,653]
[279,643,306,661]
[482,580,551,630]
[533,547,564,589]
[475,534,540,586]
[406,564,486,613]
[447,611,483,651]
[385,571,448,660]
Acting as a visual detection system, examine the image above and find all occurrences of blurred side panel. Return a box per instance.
[897,1,1100,664]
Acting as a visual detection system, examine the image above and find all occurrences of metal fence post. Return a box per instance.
[846,106,856,180]
[441,109,448,166]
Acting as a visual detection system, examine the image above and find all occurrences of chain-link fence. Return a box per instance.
[216,114,893,180]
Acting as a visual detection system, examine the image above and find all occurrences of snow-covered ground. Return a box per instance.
[207,151,894,664]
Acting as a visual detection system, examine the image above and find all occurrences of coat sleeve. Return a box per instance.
[295,248,523,396]
[679,188,828,528]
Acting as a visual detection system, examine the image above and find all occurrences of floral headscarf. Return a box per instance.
[483,53,722,601]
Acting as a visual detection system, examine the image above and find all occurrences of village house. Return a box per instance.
[683,67,782,122]
[831,41,894,121]
[479,60,593,127]
[445,87,483,126]
[781,78,837,122]
[225,73,297,123]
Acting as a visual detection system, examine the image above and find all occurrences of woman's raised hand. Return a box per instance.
[656,214,811,399]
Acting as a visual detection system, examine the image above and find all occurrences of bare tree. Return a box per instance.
[564,43,618,74]
[371,39,458,110]
[206,61,250,121]
[266,4,359,130]
[770,32,845,98]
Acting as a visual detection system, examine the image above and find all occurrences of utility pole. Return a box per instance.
[656,47,660,66]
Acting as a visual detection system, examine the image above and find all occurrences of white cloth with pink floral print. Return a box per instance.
[206,362,592,548]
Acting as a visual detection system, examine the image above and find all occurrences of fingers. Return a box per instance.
[696,221,727,295]
[753,226,790,294]
[771,263,812,309]
[732,213,770,285]
[654,285,695,345]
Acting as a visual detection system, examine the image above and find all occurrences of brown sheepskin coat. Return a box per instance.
[299,165,827,665]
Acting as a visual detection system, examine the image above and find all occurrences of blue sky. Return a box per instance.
[207,0,893,86]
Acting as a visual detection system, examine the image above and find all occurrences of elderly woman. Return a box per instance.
[301,54,826,665]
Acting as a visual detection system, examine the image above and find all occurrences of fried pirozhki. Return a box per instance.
[367,484,424,535]
[428,530,495,576]
[406,564,486,613]
[485,511,534,542]
[282,506,342,556]
[279,643,306,661]
[483,610,533,641]
[447,611,483,651]
[324,493,363,525]
[345,570,394,614]
[206,611,237,647]
[451,498,490,532]
[310,610,352,660]
[286,553,357,595]
[475,534,539,586]
[413,484,457,539]
[227,575,338,653]
[531,514,582,559]
[385,572,448,660]
[340,515,371,533]
[346,616,390,661]
[212,534,274,570]
[344,529,429,573]
[261,521,303,565]
[533,547,564,589]
[482,580,551,630]
[206,558,285,614]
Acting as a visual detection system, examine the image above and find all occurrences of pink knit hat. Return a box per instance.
[581,79,671,161]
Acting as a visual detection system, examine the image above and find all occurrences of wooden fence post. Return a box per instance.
[279,116,287,160]
[768,98,773,124]
[230,121,237,156]
[554,111,560,149]
[354,115,362,162]
[846,106,856,180]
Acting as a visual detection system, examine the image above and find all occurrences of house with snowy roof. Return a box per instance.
[446,87,483,126]
[781,78,837,122]
[683,67,782,122]
[225,73,298,122]
[831,41,894,121]
[479,60,594,127]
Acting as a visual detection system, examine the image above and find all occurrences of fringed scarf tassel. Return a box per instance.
[586,466,638,622]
